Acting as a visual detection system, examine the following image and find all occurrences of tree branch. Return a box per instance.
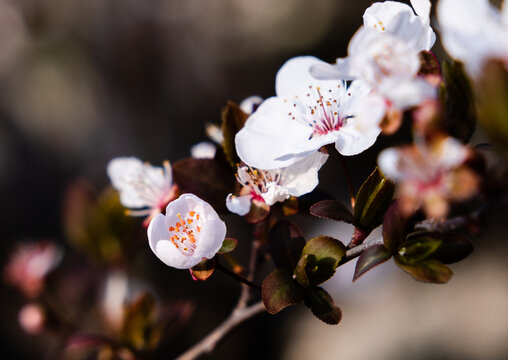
[175,301,265,360]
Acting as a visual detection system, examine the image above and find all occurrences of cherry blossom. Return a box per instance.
[235,56,385,170]
[438,0,508,78]
[4,241,62,298]
[226,151,328,216]
[147,194,226,269]
[378,136,478,218]
[311,0,436,110]
[107,157,177,218]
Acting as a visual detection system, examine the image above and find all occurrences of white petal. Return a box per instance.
[275,56,343,97]
[155,240,199,269]
[378,148,403,180]
[235,97,332,169]
[239,95,263,115]
[434,137,468,168]
[279,151,329,197]
[147,214,186,267]
[410,0,431,18]
[192,218,226,261]
[107,156,169,209]
[107,157,143,189]
[205,123,224,145]
[191,141,216,159]
[378,77,437,110]
[335,84,385,155]
[226,194,252,216]
[262,184,290,206]
[310,59,355,81]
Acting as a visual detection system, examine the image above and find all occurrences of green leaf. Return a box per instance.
[221,101,249,167]
[294,254,312,288]
[395,257,453,284]
[310,200,356,224]
[382,201,412,253]
[218,238,238,254]
[262,269,304,314]
[398,232,442,264]
[294,235,346,287]
[354,168,395,231]
[475,59,508,151]
[353,244,392,281]
[190,258,216,281]
[268,221,306,271]
[430,233,473,264]
[440,60,476,143]
[304,287,342,325]
[172,158,235,212]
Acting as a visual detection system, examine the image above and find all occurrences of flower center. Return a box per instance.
[236,166,281,202]
[287,85,350,139]
[168,211,202,256]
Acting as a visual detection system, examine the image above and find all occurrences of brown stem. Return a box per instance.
[339,241,378,266]
[176,230,265,360]
[215,262,261,290]
[348,227,369,248]
[175,301,266,360]
[237,238,261,308]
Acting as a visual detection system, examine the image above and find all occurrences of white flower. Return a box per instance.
[226,151,329,216]
[363,0,435,52]
[311,0,436,110]
[107,157,177,217]
[378,136,477,218]
[235,56,385,170]
[147,193,226,269]
[438,0,508,78]
[190,141,217,159]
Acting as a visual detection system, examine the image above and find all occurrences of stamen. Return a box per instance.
[168,210,203,256]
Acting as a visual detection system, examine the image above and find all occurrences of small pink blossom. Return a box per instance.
[4,241,62,298]
[378,136,478,218]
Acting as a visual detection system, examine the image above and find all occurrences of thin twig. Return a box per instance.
[175,301,266,360]
[238,238,261,308]
[215,262,261,290]
[176,236,265,360]
[340,238,384,266]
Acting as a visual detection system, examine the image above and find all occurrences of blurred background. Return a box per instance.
[1,0,508,359]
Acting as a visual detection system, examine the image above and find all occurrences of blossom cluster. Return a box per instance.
[100,0,504,338]
[5,0,508,358]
